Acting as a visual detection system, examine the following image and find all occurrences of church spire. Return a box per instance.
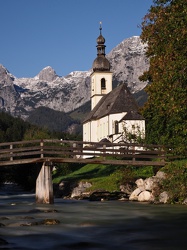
[92,22,110,72]
[96,22,106,56]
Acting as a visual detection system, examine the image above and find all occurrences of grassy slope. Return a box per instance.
[53,159,187,203]
[53,163,155,192]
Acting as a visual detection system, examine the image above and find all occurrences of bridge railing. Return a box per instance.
[0,139,174,167]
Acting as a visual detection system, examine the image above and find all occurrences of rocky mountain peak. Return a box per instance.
[0,36,149,122]
[0,64,23,116]
[107,36,149,93]
[37,66,58,82]
[0,64,15,84]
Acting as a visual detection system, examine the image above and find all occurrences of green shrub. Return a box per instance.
[161,160,187,203]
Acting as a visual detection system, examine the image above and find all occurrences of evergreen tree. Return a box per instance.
[140,0,187,154]
[0,112,30,142]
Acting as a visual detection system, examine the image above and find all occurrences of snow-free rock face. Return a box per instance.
[37,66,58,82]
[108,36,149,93]
[0,36,149,120]
[0,64,24,116]
[0,64,14,83]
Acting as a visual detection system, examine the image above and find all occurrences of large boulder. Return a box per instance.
[144,177,159,191]
[129,171,167,203]
[182,198,187,205]
[159,191,170,204]
[138,191,154,202]
[129,188,142,201]
[156,171,167,180]
[71,181,92,199]
[135,178,145,190]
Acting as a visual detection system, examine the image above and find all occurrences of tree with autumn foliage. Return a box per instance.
[140,0,187,154]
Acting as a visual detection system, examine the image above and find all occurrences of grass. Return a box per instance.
[53,163,122,181]
[52,158,187,203]
[53,162,155,191]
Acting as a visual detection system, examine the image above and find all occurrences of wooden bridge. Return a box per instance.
[0,139,173,204]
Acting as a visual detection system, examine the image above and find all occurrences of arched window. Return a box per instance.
[114,120,119,134]
[101,78,106,89]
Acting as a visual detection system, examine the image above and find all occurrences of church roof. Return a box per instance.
[83,83,143,123]
[92,55,110,72]
[119,110,144,122]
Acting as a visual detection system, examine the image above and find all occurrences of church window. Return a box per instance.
[101,78,106,89]
[114,120,119,134]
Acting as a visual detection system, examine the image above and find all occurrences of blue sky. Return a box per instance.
[0,0,153,78]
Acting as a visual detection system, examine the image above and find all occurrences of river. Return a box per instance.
[0,184,187,250]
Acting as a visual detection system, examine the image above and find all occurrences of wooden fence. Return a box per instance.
[0,139,174,167]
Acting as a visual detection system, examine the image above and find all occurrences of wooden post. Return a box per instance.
[40,140,44,158]
[10,144,13,161]
[103,144,106,160]
[160,146,166,164]
[35,162,54,204]
[132,145,135,165]
[73,142,76,158]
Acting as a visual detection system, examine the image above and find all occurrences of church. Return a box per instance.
[83,24,145,143]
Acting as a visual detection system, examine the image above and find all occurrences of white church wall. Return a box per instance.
[94,113,127,142]
[83,122,90,142]
[83,120,99,142]
[121,120,145,137]
[96,116,109,141]
[90,120,98,141]
[83,115,145,144]
[119,119,145,143]
[110,119,145,144]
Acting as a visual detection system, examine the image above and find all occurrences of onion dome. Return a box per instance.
[92,22,110,72]
[97,34,105,44]
[92,56,110,72]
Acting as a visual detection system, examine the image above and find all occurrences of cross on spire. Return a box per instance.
[99,21,102,35]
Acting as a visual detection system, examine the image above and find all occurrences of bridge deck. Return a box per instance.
[0,139,171,167]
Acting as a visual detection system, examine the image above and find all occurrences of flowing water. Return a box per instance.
[0,184,187,250]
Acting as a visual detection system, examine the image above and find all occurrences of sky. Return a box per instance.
[0,0,153,78]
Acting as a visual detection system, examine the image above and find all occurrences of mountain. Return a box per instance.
[13,69,91,119]
[0,65,24,116]
[0,36,149,133]
[108,36,149,92]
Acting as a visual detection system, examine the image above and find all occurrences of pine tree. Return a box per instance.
[140,0,187,154]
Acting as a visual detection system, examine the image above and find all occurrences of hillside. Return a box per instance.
[27,106,81,134]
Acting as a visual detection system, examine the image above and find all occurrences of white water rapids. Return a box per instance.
[0,184,187,250]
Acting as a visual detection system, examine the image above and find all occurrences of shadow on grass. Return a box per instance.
[57,164,122,182]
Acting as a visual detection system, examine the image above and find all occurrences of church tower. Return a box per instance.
[91,22,113,110]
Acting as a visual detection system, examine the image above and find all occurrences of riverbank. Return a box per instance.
[53,159,187,205]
